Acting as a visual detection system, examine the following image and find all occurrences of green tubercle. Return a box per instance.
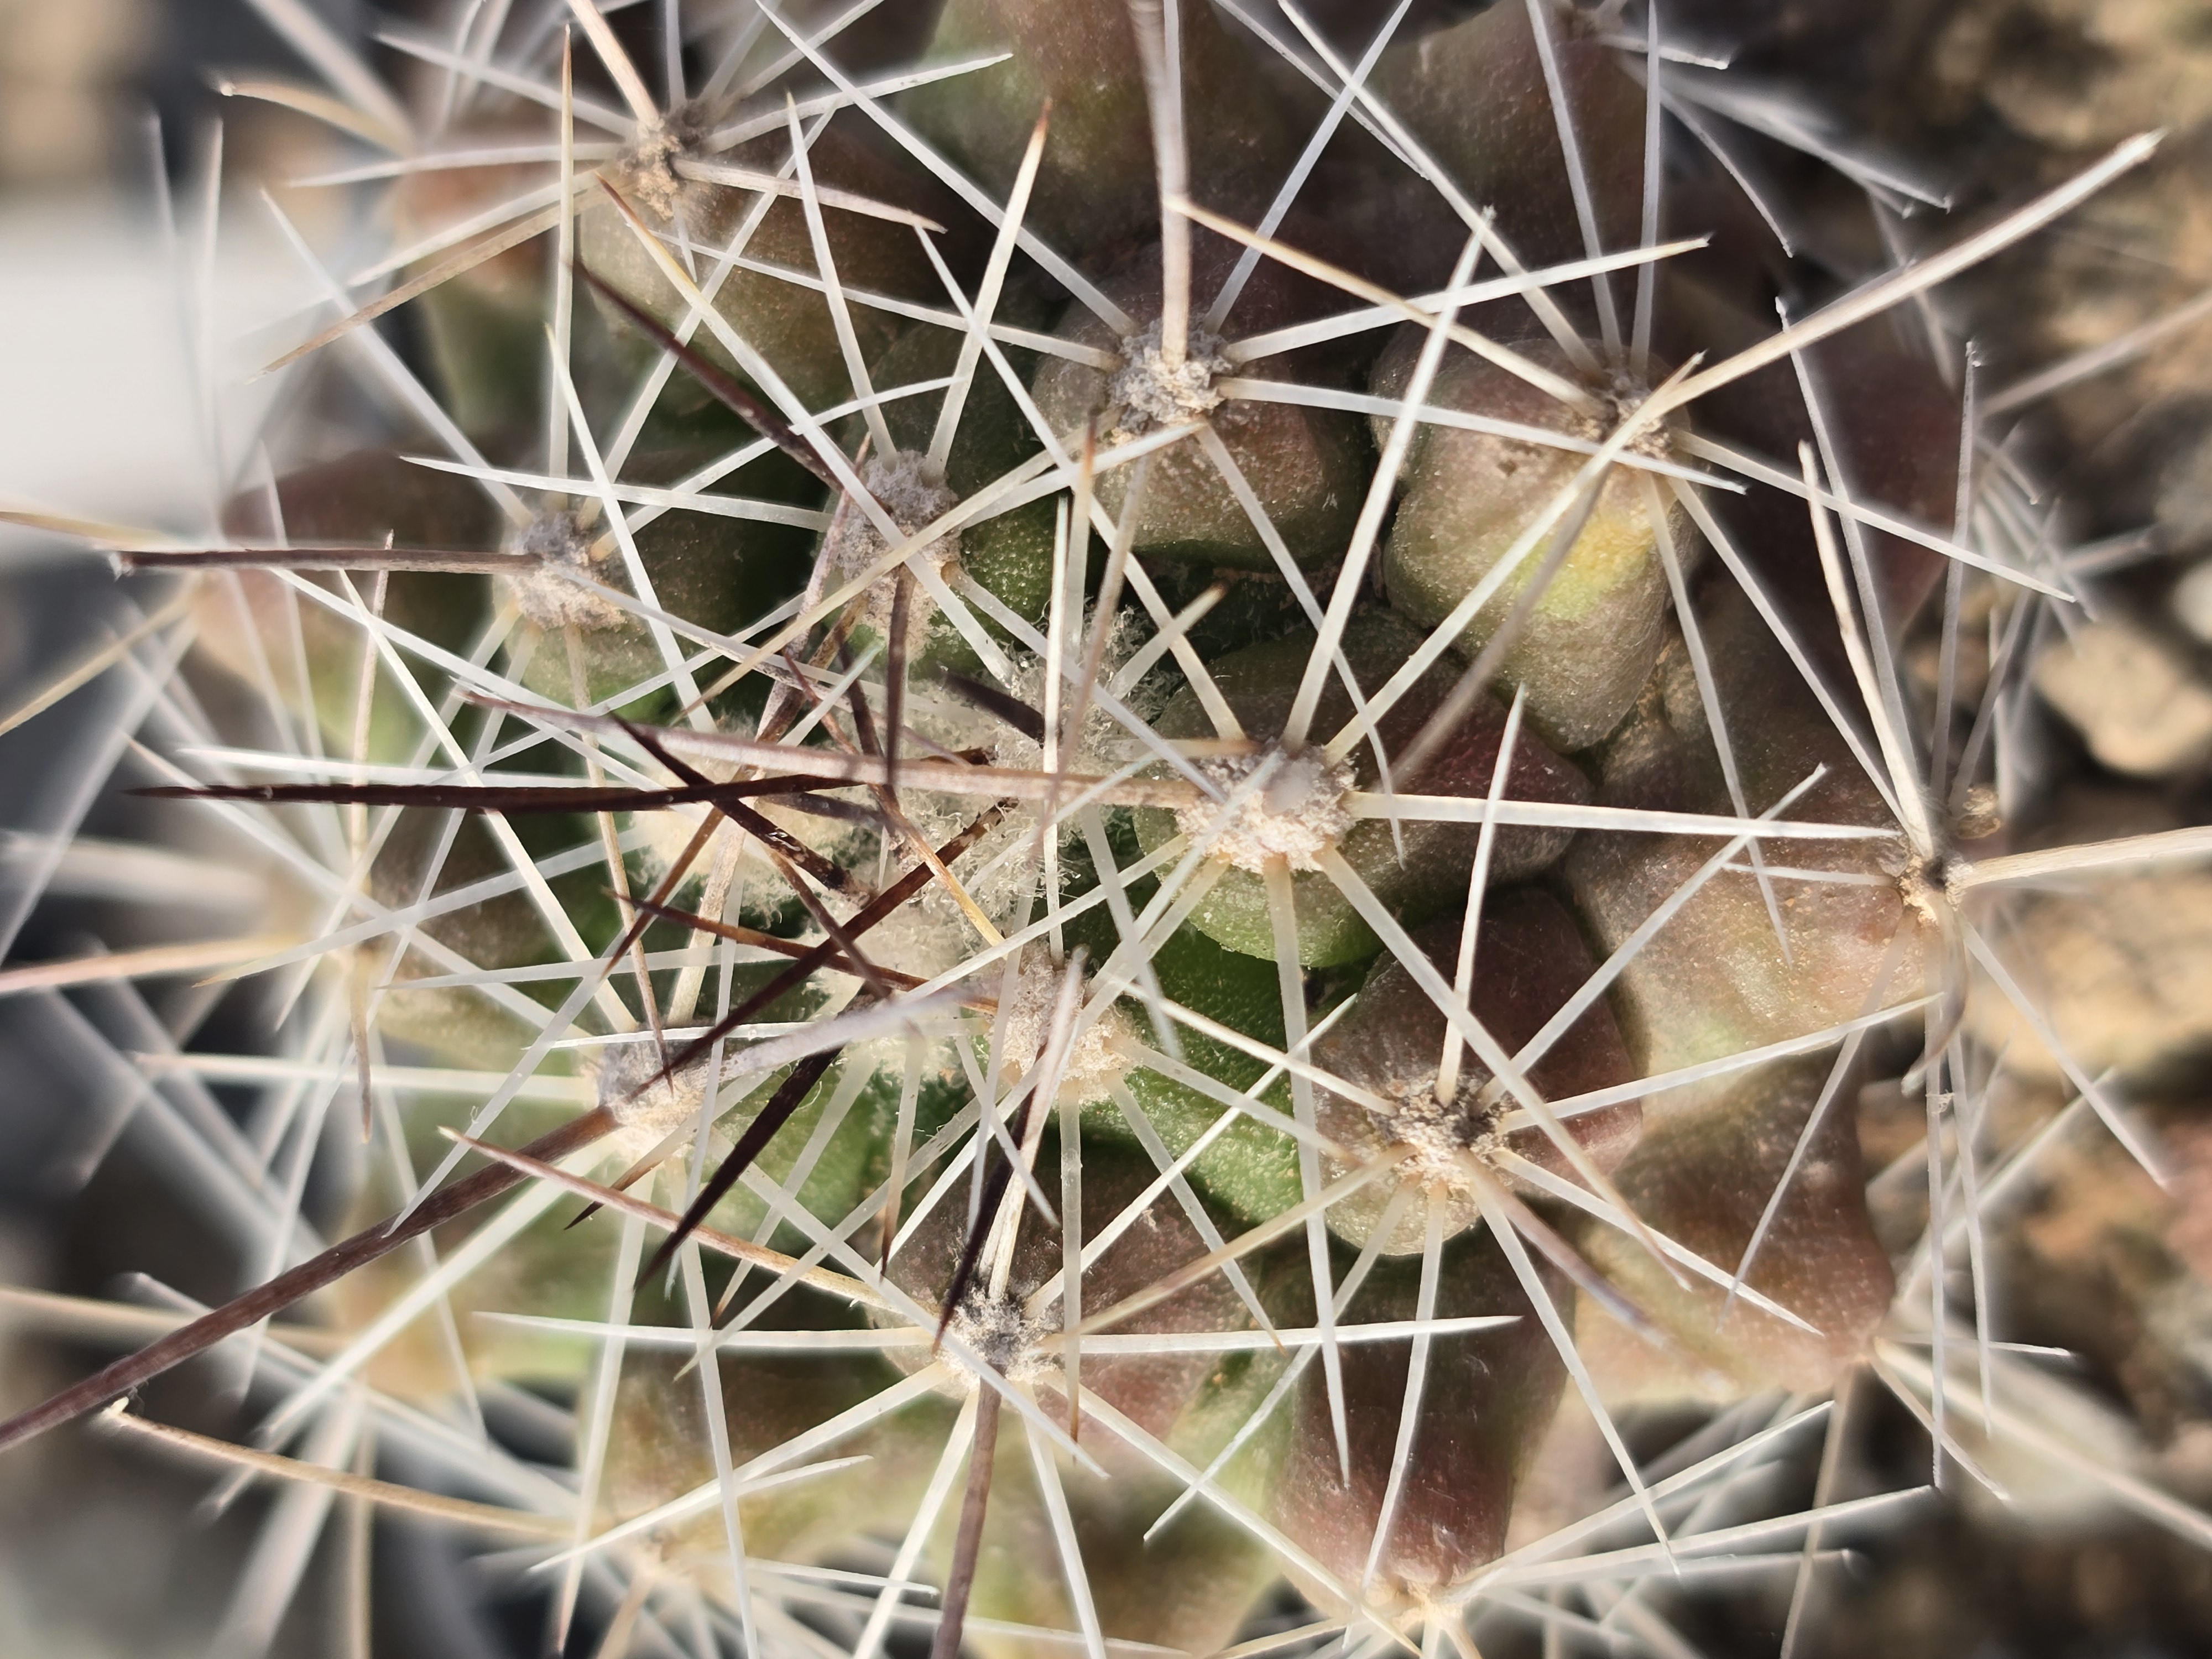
[1029,239,1371,572]
[1375,332,1686,752]
[901,0,1298,261]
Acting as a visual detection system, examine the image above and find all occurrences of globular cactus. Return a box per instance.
[9,3,2212,1658]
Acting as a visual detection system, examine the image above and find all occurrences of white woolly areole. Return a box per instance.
[1107,320,1230,441]
[506,510,628,633]
[1379,1074,1501,1190]
[1321,1068,1497,1256]
[1178,748,1354,874]
[823,450,962,648]
[609,109,707,220]
[945,1293,1055,1385]
[592,1036,716,1165]
[997,950,1133,1105]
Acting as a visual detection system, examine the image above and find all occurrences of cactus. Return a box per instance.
[7,3,2212,1658]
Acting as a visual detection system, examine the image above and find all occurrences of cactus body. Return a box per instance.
[16,6,2211,1659]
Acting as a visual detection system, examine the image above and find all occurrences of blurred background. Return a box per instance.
[0,8,508,1654]
[0,0,357,535]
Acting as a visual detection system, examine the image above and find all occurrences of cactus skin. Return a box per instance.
[1373,0,1648,276]
[1573,1054,1895,1400]
[1373,333,1688,752]
[606,1344,956,1583]
[903,0,1298,259]
[393,126,571,442]
[1081,914,1308,1225]
[576,123,953,412]
[935,1421,1284,1659]
[884,1137,1253,1444]
[878,1139,1285,1659]
[1029,239,1372,571]
[1657,280,1964,659]
[1272,1229,1572,1613]
[1567,586,1932,1110]
[509,446,818,709]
